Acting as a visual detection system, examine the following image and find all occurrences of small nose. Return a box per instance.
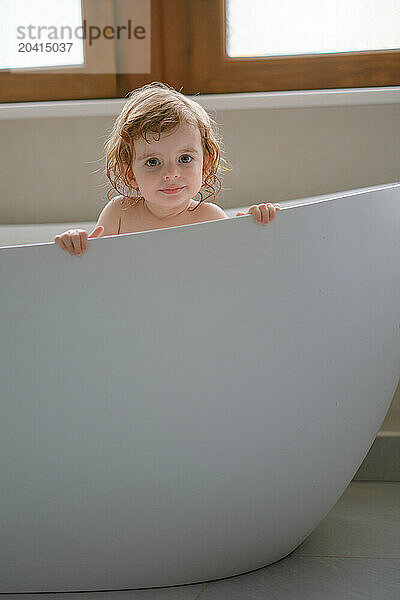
[163,162,180,180]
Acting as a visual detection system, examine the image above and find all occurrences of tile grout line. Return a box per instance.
[294,554,400,559]
[194,583,210,599]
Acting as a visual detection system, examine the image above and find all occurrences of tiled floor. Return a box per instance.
[2,481,399,600]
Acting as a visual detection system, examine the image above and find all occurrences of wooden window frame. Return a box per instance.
[2,0,399,103]
[184,0,400,94]
[0,0,118,103]
[0,0,158,103]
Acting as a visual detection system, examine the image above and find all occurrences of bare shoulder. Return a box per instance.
[96,196,123,236]
[196,202,229,221]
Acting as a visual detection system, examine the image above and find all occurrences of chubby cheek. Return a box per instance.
[194,168,204,188]
[135,170,156,191]
[194,163,206,186]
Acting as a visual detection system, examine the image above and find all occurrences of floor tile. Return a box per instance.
[353,435,400,481]
[199,556,400,600]
[294,482,400,558]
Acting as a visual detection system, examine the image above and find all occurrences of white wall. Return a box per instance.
[0,100,399,224]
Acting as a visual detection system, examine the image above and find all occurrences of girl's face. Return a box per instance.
[129,122,207,213]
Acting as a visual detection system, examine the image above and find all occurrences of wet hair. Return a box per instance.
[104,81,230,211]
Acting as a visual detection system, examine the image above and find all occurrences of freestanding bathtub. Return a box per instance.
[0,183,399,593]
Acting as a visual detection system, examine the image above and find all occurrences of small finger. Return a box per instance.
[267,203,278,221]
[259,203,270,224]
[60,234,76,255]
[79,231,88,253]
[59,238,73,255]
[248,205,262,223]
[70,232,82,255]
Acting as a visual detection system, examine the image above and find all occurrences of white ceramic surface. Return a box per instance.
[1,183,399,593]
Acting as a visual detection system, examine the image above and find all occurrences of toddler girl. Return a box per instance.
[55,81,280,256]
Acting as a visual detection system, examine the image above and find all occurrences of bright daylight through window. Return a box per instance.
[0,0,84,70]
[225,0,400,57]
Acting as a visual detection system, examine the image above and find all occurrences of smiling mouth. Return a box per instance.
[160,186,185,193]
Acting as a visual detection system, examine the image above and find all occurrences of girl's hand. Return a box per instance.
[54,225,104,257]
[236,203,281,225]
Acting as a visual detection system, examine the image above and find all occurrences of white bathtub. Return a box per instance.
[0,183,399,593]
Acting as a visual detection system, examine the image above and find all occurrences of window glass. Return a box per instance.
[225,0,400,57]
[0,0,84,70]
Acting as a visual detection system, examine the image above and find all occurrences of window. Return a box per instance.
[0,0,133,102]
[184,0,400,93]
[1,0,399,103]
[1,0,85,70]
[225,0,400,58]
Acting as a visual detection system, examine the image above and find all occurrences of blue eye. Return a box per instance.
[144,155,193,167]
[144,158,160,167]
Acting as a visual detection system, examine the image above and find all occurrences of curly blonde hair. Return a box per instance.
[105,81,230,211]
